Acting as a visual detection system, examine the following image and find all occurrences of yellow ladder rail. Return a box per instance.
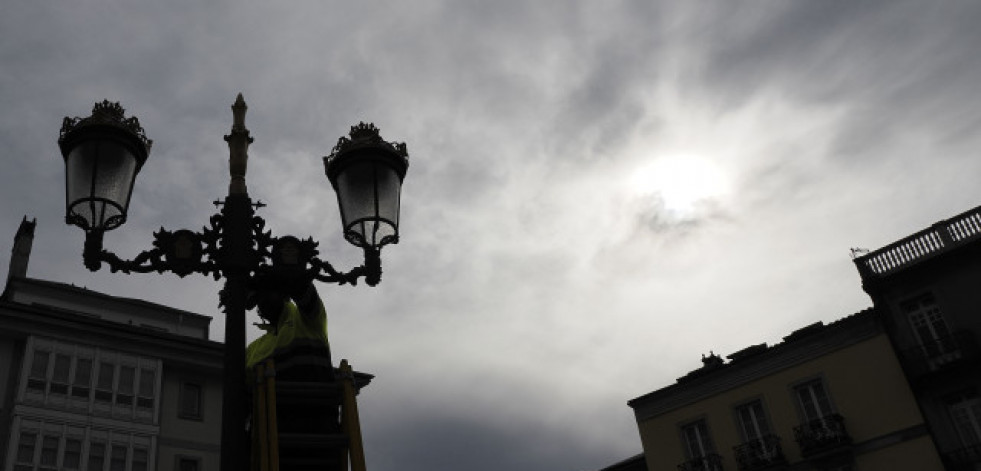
[253,360,280,471]
[340,359,366,471]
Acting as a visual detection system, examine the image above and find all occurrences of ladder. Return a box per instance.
[252,359,367,471]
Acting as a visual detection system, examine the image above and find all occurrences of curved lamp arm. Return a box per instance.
[81,222,221,279]
[308,246,381,286]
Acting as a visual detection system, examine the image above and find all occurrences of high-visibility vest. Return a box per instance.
[246,300,329,373]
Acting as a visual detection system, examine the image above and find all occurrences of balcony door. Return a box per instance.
[682,420,715,459]
[736,400,771,442]
[950,395,981,447]
[903,294,956,360]
[795,380,834,424]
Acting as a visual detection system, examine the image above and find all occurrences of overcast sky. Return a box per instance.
[3,1,981,470]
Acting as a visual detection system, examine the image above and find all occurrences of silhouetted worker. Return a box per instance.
[245,276,334,382]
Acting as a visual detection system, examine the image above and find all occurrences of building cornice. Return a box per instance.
[628,309,880,421]
[4,276,212,322]
[0,299,222,370]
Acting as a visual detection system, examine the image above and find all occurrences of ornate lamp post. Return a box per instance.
[57,95,408,470]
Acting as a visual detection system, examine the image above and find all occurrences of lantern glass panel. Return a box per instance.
[66,140,138,231]
[335,160,403,248]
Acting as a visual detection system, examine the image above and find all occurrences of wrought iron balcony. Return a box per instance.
[678,453,724,471]
[793,414,851,457]
[733,435,787,470]
[902,331,978,378]
[854,205,981,279]
[944,444,981,470]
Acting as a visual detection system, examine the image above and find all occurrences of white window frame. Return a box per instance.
[950,394,981,447]
[5,417,155,471]
[735,399,771,442]
[680,419,715,459]
[18,336,162,423]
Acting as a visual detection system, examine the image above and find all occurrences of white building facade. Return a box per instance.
[0,219,223,471]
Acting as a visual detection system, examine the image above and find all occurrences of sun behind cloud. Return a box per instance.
[628,154,731,219]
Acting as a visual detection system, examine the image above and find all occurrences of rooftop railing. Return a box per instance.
[855,206,981,278]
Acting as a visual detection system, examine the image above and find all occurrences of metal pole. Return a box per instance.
[220,94,255,471]
[219,193,253,471]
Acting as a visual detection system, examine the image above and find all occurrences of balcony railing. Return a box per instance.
[733,435,787,470]
[678,453,724,471]
[794,414,851,457]
[902,331,978,378]
[854,206,981,279]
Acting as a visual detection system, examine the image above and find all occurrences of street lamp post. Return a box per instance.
[57,95,409,471]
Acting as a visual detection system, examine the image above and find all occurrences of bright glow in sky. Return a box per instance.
[628,155,731,217]
[3,3,981,471]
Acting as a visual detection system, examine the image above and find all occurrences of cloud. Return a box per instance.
[5,3,981,471]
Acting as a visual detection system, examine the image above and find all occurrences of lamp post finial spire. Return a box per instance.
[225,93,253,195]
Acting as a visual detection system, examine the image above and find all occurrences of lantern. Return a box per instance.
[324,123,408,249]
[58,101,152,232]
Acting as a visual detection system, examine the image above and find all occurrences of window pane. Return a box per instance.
[64,438,82,469]
[40,435,59,466]
[796,380,833,422]
[132,447,148,471]
[16,432,36,463]
[681,420,713,458]
[74,359,93,386]
[737,401,770,441]
[951,397,981,446]
[179,458,200,471]
[88,442,106,471]
[139,369,155,397]
[109,444,127,471]
[118,366,135,394]
[97,362,115,390]
[53,354,71,383]
[30,350,50,379]
[181,383,201,418]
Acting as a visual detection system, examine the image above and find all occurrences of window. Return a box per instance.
[72,358,93,399]
[736,400,771,442]
[88,441,106,471]
[51,354,72,395]
[904,294,955,356]
[137,369,156,410]
[28,349,49,391]
[795,379,834,423]
[178,456,201,471]
[117,366,135,406]
[15,432,37,470]
[950,394,981,446]
[64,438,82,469]
[110,444,128,471]
[132,447,148,471]
[681,420,715,458]
[39,435,60,470]
[96,361,115,403]
[180,382,202,419]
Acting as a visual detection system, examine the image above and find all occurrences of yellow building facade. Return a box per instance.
[629,311,944,471]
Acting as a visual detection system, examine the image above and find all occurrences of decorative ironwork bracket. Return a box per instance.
[82,210,381,287]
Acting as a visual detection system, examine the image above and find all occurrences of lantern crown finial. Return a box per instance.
[58,100,152,155]
[328,122,408,163]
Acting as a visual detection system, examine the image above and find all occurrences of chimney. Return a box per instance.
[7,216,36,283]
